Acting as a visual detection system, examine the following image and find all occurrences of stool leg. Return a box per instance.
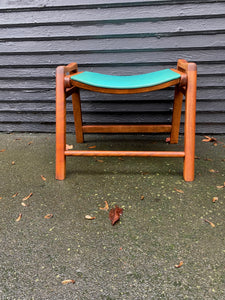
[56,66,66,180]
[170,86,184,144]
[72,88,84,143]
[183,64,197,181]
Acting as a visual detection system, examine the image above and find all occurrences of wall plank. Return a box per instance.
[0,0,225,133]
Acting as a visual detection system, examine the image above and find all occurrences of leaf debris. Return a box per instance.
[175,261,183,268]
[41,175,46,181]
[99,201,109,211]
[16,213,22,222]
[212,197,218,203]
[62,279,75,285]
[44,214,54,219]
[66,144,73,150]
[217,182,225,189]
[174,188,184,193]
[205,219,215,228]
[202,136,218,146]
[22,193,33,201]
[85,215,96,220]
[109,206,123,225]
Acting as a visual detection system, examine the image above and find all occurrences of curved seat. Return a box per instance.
[70,69,181,89]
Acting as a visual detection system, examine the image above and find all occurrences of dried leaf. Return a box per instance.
[88,145,96,149]
[140,195,144,200]
[209,169,219,173]
[96,159,104,163]
[175,261,183,268]
[66,144,73,150]
[205,219,215,227]
[99,201,109,211]
[12,192,18,198]
[165,137,171,143]
[216,182,225,189]
[195,156,200,159]
[41,175,46,181]
[109,206,123,225]
[85,215,96,220]
[62,279,75,285]
[118,157,124,161]
[0,197,2,200]
[174,188,184,193]
[11,161,15,165]
[202,136,217,143]
[28,141,33,145]
[22,192,33,201]
[16,213,22,222]
[21,202,29,207]
[203,158,212,161]
[212,197,218,203]
[44,214,54,219]
[0,149,6,152]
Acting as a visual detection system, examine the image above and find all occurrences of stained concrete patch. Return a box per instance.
[0,133,224,299]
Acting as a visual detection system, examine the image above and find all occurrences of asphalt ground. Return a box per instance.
[0,133,224,300]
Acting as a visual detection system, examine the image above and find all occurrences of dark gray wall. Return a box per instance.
[0,0,225,133]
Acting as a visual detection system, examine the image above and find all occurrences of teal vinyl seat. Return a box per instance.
[70,69,181,89]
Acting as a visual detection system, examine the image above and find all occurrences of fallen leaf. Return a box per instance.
[0,149,6,152]
[88,145,96,149]
[165,137,171,143]
[66,144,73,150]
[175,261,183,268]
[209,169,219,173]
[195,156,200,159]
[212,197,218,203]
[0,197,2,200]
[205,219,215,227]
[44,214,54,219]
[141,172,149,175]
[174,188,184,193]
[203,158,212,161]
[21,202,29,207]
[12,192,18,198]
[11,161,15,165]
[109,206,123,225]
[202,136,217,143]
[118,157,124,161]
[41,175,46,181]
[62,279,75,285]
[28,141,33,145]
[99,201,109,211]
[85,215,96,220]
[140,195,144,200]
[22,192,33,201]
[96,159,104,163]
[16,213,22,222]
[217,182,225,189]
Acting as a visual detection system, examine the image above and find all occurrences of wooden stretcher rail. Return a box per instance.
[82,124,172,133]
[65,150,185,157]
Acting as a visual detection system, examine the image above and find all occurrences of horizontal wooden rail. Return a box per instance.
[65,150,185,157]
[82,124,172,133]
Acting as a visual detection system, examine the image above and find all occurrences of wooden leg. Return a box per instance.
[183,63,197,181]
[55,66,66,180]
[170,86,184,144]
[72,88,84,143]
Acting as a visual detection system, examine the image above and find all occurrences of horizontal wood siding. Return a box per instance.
[0,0,225,133]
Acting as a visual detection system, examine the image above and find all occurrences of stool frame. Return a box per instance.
[56,59,197,181]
